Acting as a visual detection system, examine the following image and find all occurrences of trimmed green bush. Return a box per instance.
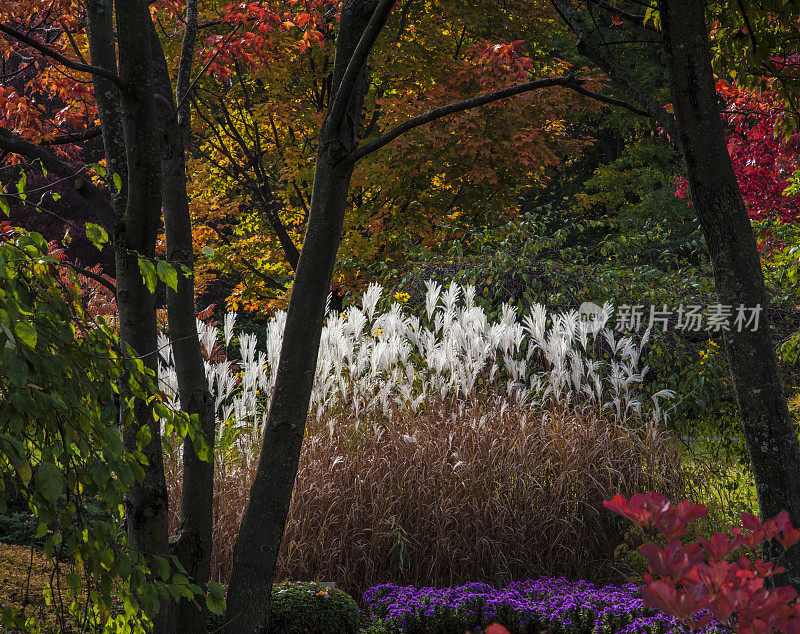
[268,581,359,634]
[208,581,359,633]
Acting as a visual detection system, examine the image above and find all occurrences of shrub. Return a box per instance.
[262,581,360,634]
[361,578,724,633]
[0,226,203,631]
[604,492,800,632]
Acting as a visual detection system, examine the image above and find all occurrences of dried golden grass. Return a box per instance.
[166,395,685,597]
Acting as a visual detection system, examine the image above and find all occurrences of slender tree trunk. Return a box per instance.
[659,0,800,584]
[85,0,127,212]
[150,16,217,633]
[113,0,171,628]
[221,1,377,631]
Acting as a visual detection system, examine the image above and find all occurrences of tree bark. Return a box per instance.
[659,0,800,584]
[112,0,171,629]
[150,16,217,633]
[220,1,378,631]
[85,0,127,212]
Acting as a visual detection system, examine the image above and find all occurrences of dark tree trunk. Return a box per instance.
[112,0,171,629]
[659,0,800,584]
[85,0,127,212]
[220,1,378,630]
[150,17,216,633]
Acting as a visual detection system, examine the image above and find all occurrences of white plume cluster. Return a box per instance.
[157,281,673,449]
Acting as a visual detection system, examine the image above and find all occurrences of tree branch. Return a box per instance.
[41,126,102,146]
[0,23,127,91]
[59,261,116,292]
[207,224,287,291]
[341,75,589,166]
[176,0,198,138]
[585,0,660,33]
[0,127,118,230]
[328,0,395,134]
[551,0,677,137]
[568,84,653,116]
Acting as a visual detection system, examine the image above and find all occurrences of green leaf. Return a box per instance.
[35,522,48,539]
[138,258,158,293]
[6,356,28,386]
[201,246,215,259]
[112,172,122,194]
[16,462,32,486]
[89,162,106,177]
[36,463,64,505]
[157,557,170,581]
[15,172,26,202]
[193,433,211,462]
[0,197,9,217]
[14,321,37,349]
[135,424,152,450]
[85,223,109,251]
[156,260,178,292]
[206,581,226,614]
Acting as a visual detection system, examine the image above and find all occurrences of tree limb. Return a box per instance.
[41,126,102,146]
[0,127,118,230]
[568,84,653,116]
[328,0,395,134]
[551,0,677,137]
[341,75,588,166]
[0,23,127,91]
[59,261,116,292]
[585,0,660,33]
[176,0,198,138]
[207,224,287,291]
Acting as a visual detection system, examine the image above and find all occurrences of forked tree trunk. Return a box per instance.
[659,0,800,584]
[220,1,377,630]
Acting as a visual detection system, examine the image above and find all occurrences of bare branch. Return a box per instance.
[328,0,395,134]
[551,0,676,136]
[0,23,127,91]
[0,127,118,230]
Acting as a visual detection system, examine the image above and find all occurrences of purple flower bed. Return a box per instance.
[362,578,726,634]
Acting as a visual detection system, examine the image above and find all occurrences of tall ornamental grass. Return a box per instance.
[160,282,685,593]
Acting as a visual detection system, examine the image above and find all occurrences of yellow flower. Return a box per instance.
[394,291,410,303]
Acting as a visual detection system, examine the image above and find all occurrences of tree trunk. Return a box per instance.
[659,0,800,584]
[85,0,127,212]
[113,0,171,628]
[220,1,377,631]
[150,17,217,633]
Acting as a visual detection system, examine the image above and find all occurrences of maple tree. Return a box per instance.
[187,0,605,312]
[676,80,800,225]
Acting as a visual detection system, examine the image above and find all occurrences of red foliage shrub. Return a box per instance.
[605,492,800,632]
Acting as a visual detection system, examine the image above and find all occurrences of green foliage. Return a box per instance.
[268,581,359,634]
[0,227,203,632]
